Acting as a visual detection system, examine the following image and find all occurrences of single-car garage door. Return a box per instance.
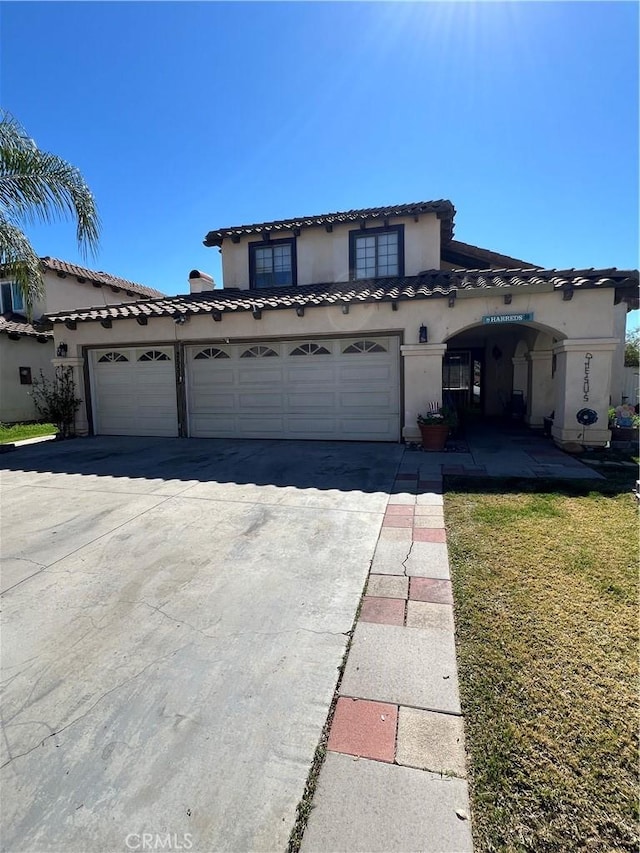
[90,347,179,436]
[186,336,400,441]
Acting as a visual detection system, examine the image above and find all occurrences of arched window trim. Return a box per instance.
[240,345,279,358]
[194,347,230,360]
[290,342,331,356]
[97,351,128,363]
[342,340,387,354]
[138,350,171,362]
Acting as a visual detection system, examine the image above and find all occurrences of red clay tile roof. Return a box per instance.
[41,257,165,299]
[0,313,53,339]
[203,201,456,247]
[45,268,639,325]
[441,240,539,269]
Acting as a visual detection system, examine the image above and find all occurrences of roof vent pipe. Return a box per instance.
[189,270,216,294]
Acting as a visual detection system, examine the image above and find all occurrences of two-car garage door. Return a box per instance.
[90,336,400,441]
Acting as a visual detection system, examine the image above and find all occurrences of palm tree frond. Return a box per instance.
[0,109,100,259]
[0,213,45,318]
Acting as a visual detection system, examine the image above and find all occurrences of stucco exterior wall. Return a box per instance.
[0,271,156,319]
[0,337,54,422]
[609,302,628,404]
[43,271,152,313]
[219,214,442,289]
[53,283,624,446]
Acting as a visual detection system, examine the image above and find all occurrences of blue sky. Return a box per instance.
[2,1,638,328]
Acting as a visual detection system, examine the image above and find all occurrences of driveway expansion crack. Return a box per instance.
[2,557,48,570]
[0,494,182,598]
[0,644,190,771]
[211,628,351,640]
[129,600,222,638]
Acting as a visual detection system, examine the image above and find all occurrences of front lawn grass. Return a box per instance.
[0,422,57,443]
[446,472,639,852]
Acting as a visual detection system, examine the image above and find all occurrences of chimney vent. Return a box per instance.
[189,270,216,294]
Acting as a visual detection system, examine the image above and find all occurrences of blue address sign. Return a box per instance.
[482,312,534,325]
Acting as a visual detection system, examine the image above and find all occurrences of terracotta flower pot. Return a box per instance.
[418,422,450,451]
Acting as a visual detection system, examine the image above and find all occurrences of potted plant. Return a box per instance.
[417,405,458,451]
[608,404,639,443]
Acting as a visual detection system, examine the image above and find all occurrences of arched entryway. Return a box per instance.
[443,321,566,426]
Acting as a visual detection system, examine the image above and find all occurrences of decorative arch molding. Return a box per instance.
[97,351,128,363]
[240,345,278,358]
[138,350,171,362]
[443,318,568,345]
[194,347,230,360]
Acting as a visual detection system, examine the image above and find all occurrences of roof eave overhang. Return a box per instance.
[203,202,456,248]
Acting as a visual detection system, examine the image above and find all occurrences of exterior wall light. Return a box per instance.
[419,324,428,343]
[56,342,68,357]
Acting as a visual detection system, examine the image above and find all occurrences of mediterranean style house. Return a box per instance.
[43,201,638,448]
[0,258,163,422]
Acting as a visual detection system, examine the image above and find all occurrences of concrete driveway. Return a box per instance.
[1,437,403,853]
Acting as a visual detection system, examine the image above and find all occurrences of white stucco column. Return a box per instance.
[51,356,89,436]
[551,338,618,448]
[401,343,447,442]
[512,355,528,396]
[525,350,553,427]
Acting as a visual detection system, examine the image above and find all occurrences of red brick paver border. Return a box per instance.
[328,697,398,763]
[409,577,453,605]
[412,527,447,542]
[360,596,405,626]
[385,505,414,516]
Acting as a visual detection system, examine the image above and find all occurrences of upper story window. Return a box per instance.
[349,225,404,280]
[0,282,25,315]
[249,238,296,289]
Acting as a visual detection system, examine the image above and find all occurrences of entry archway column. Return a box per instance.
[551,338,618,448]
[512,354,528,396]
[525,350,553,426]
[51,356,89,436]
[401,343,447,442]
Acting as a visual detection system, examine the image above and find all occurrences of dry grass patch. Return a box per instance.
[446,476,638,852]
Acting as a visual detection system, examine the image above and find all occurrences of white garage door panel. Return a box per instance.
[237,417,286,436]
[194,392,238,411]
[91,349,178,437]
[186,337,400,441]
[237,392,286,410]
[190,415,237,436]
[238,368,284,385]
[286,392,336,409]
[339,364,393,382]
[339,390,395,408]
[285,365,335,383]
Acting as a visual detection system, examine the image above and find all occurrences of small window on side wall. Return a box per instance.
[249,239,296,289]
[1,282,25,315]
[19,366,32,385]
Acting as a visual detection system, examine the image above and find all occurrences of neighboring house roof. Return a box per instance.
[203,201,456,247]
[41,257,165,299]
[441,240,539,269]
[45,268,639,326]
[0,313,52,340]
